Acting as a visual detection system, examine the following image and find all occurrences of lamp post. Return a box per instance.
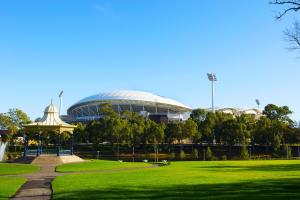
[255,99,260,110]
[207,73,217,145]
[59,90,64,116]
[19,122,27,158]
[207,73,217,113]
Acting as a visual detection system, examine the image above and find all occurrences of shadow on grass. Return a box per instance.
[53,178,300,200]
[196,164,300,172]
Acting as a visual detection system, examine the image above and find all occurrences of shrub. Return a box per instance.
[282,144,292,159]
[221,155,227,160]
[211,156,218,161]
[162,160,171,166]
[273,135,281,153]
[5,152,20,160]
[240,144,249,160]
[169,152,176,160]
[192,149,199,159]
[179,150,186,160]
[206,147,213,161]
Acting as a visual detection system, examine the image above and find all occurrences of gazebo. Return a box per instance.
[23,102,76,156]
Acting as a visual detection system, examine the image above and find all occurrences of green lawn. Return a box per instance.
[0,177,27,200]
[53,160,300,200]
[0,163,39,200]
[56,160,150,172]
[0,163,39,175]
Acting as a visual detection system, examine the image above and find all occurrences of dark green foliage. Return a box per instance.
[169,152,176,160]
[282,144,292,159]
[59,103,300,159]
[0,108,31,135]
[273,135,281,154]
[192,149,199,159]
[221,155,227,160]
[179,150,186,160]
[206,147,213,161]
[240,143,249,160]
[263,104,293,124]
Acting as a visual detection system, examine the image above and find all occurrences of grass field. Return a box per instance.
[56,160,150,172]
[0,163,39,200]
[0,163,39,175]
[52,160,300,200]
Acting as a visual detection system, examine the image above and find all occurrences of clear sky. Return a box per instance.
[0,0,299,121]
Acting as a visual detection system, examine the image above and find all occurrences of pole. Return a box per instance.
[59,96,62,116]
[56,134,60,156]
[37,133,41,156]
[97,151,100,160]
[71,134,74,155]
[212,79,215,113]
[23,134,27,157]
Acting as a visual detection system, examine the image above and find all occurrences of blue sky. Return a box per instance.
[0,0,299,120]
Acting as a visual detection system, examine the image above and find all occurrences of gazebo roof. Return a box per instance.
[24,102,76,134]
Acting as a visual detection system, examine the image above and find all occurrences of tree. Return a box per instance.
[73,123,87,143]
[121,111,145,157]
[206,147,213,161]
[190,109,207,124]
[240,143,250,160]
[145,120,165,161]
[86,120,106,148]
[200,112,217,143]
[252,116,273,146]
[271,1,300,51]
[192,148,199,159]
[214,112,235,143]
[263,104,293,124]
[171,122,183,144]
[164,123,178,150]
[183,119,200,143]
[220,119,250,158]
[99,103,118,119]
[273,134,282,155]
[179,149,186,160]
[0,114,13,131]
[110,117,127,157]
[7,108,31,126]
[0,108,31,135]
[282,144,292,159]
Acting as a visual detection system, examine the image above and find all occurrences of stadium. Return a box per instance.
[67,90,192,123]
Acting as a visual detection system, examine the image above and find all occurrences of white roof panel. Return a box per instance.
[72,90,191,110]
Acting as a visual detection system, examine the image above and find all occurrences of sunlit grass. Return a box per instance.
[0,163,39,200]
[0,163,39,175]
[0,177,26,200]
[56,160,150,173]
[52,160,300,200]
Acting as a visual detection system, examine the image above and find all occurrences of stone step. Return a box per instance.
[31,156,63,165]
[31,155,84,165]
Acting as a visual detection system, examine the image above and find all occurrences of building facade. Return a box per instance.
[66,90,192,123]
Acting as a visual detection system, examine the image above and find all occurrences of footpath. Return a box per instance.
[8,156,158,200]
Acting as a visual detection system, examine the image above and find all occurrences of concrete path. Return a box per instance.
[8,158,159,200]
[11,164,58,200]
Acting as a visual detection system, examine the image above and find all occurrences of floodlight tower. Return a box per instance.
[207,73,217,113]
[255,99,260,110]
[59,90,64,116]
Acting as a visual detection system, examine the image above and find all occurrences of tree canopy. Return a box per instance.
[0,108,31,134]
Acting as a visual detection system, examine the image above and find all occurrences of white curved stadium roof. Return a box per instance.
[70,90,191,110]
